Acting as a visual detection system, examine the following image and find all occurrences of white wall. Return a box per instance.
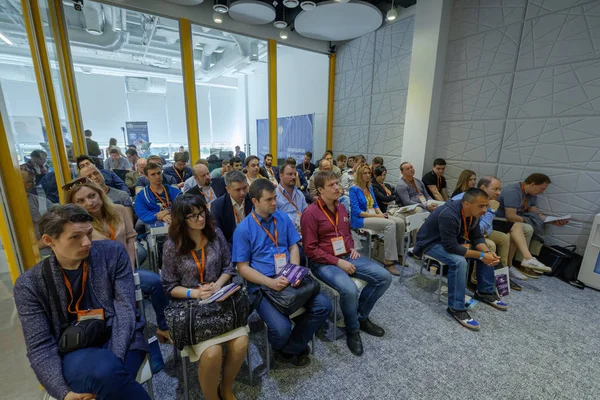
[436,0,600,250]
[245,47,329,159]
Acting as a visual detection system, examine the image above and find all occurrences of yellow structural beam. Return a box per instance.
[49,0,85,157]
[268,40,277,163]
[179,19,200,163]
[0,106,40,276]
[22,0,72,203]
[326,51,336,152]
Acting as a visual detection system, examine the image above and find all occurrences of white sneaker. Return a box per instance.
[510,266,528,281]
[521,257,552,273]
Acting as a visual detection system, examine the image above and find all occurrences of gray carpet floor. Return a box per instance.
[144,260,600,400]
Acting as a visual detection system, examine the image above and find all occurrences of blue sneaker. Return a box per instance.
[474,291,508,311]
[447,308,480,331]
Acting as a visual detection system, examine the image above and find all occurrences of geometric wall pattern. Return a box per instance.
[437,0,600,249]
[332,16,414,183]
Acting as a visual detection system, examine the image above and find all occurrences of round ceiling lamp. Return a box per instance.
[279,30,289,39]
[283,0,299,8]
[274,1,287,28]
[213,0,229,13]
[213,12,224,23]
[386,0,397,21]
[229,0,276,25]
[295,1,383,41]
[164,0,205,4]
[300,1,316,11]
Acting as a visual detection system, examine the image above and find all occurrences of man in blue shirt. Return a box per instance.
[276,163,308,234]
[413,188,505,331]
[233,179,331,367]
[134,162,181,224]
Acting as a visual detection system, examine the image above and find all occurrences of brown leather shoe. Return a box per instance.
[385,264,401,276]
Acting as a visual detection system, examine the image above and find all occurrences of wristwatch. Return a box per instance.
[479,252,485,261]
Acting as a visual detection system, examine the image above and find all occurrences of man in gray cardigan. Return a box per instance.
[14,205,150,400]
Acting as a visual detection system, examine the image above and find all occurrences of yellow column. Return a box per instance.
[326,51,336,151]
[0,108,40,276]
[22,0,72,203]
[48,0,85,157]
[179,19,200,163]
[268,40,278,164]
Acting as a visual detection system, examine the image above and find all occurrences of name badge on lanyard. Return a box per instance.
[295,212,302,227]
[78,309,105,321]
[331,236,347,256]
[418,195,427,206]
[367,208,376,215]
[274,254,287,274]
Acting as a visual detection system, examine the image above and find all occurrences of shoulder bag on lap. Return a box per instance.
[164,285,250,350]
[43,259,109,353]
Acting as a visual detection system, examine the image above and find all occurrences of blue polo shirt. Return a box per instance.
[232,209,300,278]
[275,185,307,226]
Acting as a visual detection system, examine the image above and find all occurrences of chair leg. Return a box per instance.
[264,323,270,377]
[181,354,189,400]
[333,296,338,341]
[367,233,372,260]
[312,335,315,355]
[247,343,253,386]
[438,264,444,303]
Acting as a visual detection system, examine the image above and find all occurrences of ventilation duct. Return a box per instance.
[0,64,36,83]
[125,77,167,93]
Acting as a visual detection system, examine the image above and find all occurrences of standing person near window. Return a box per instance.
[162,195,248,400]
[349,164,405,276]
[451,169,477,198]
[64,179,172,344]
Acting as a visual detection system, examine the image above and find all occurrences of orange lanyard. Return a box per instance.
[317,198,340,236]
[520,182,528,212]
[172,166,185,183]
[150,186,170,209]
[191,247,206,283]
[278,186,299,212]
[364,188,374,208]
[404,178,421,194]
[437,175,442,190]
[202,186,214,203]
[251,212,278,248]
[107,224,116,241]
[61,261,88,314]
[461,208,473,242]
[232,204,243,224]
[383,184,391,196]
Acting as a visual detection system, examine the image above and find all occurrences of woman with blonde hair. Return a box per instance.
[451,169,477,198]
[64,177,172,344]
[349,164,405,276]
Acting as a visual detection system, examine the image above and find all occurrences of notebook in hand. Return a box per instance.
[198,282,240,304]
[276,263,309,284]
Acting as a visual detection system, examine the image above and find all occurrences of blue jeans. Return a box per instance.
[311,255,391,333]
[424,244,495,311]
[136,268,169,331]
[62,347,150,399]
[249,288,332,355]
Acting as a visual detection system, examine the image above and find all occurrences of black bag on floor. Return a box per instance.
[537,245,584,287]
[537,245,570,277]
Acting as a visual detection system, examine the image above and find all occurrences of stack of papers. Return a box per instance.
[544,215,571,223]
[197,283,240,304]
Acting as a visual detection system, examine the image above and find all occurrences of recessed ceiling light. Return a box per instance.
[334,0,350,3]
[274,20,288,28]
[300,1,316,11]
[283,0,299,8]
[213,12,223,23]
[279,30,288,40]
[213,0,229,13]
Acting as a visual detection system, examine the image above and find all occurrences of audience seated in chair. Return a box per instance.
[349,164,405,276]
[134,162,182,225]
[76,155,129,193]
[340,155,365,193]
[371,166,396,214]
[211,170,253,248]
[299,151,316,179]
[450,169,477,199]
[412,188,505,331]
[78,165,133,218]
[395,162,438,212]
[163,152,193,190]
[244,155,267,185]
[14,205,151,400]
[104,147,132,171]
[310,158,350,214]
[422,158,449,201]
[233,179,332,368]
[135,155,178,194]
[496,173,570,278]
[126,158,146,195]
[276,163,308,234]
[64,179,172,344]
[162,195,248,400]
[186,164,226,206]
[260,153,280,184]
[302,171,391,356]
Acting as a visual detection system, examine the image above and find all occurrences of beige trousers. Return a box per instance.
[362,216,405,261]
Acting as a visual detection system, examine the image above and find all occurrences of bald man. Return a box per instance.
[186,164,227,205]
[125,157,146,192]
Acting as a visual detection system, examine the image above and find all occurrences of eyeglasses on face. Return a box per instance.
[186,211,206,221]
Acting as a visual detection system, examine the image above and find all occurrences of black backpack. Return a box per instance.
[537,245,584,289]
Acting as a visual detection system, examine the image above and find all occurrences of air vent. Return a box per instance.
[125,77,167,93]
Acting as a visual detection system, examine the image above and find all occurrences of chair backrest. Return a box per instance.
[406,211,430,233]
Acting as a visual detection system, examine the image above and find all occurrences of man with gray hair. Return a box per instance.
[210,170,253,247]
[186,164,226,205]
[14,204,150,400]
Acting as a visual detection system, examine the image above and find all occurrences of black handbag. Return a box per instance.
[253,275,321,316]
[43,259,109,353]
[537,245,585,288]
[164,286,250,351]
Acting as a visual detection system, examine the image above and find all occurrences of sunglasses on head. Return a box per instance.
[62,177,91,192]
